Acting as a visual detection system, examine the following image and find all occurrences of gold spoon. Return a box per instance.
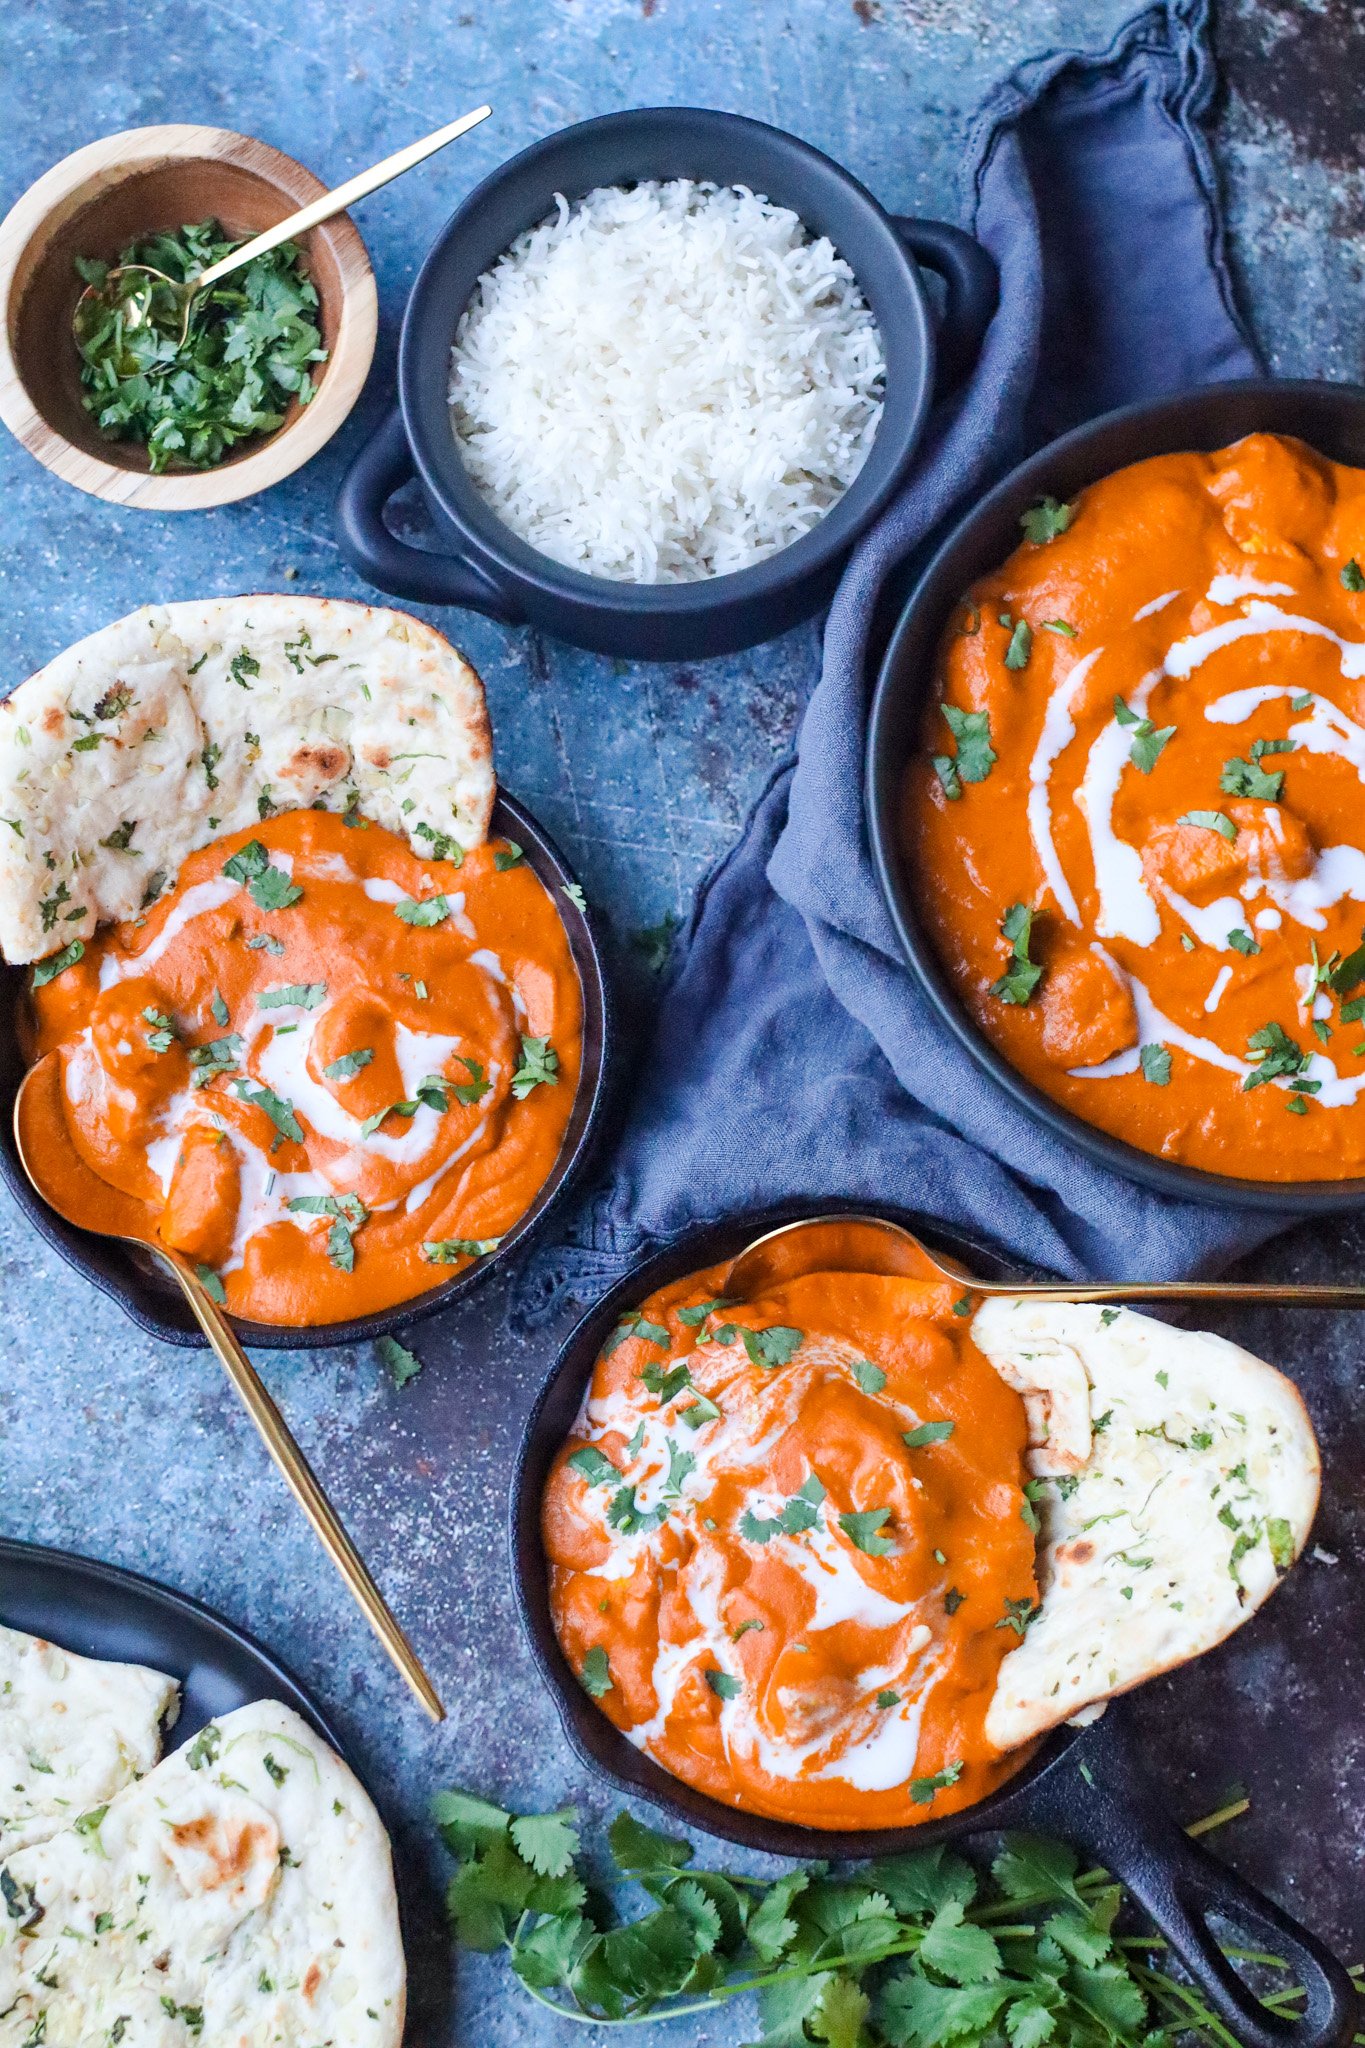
[726,1210,1365,1306]
[73,103,492,348]
[14,1053,445,1721]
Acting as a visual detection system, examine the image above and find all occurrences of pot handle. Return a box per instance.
[1018,1717,1357,2048]
[892,217,998,398]
[335,404,519,619]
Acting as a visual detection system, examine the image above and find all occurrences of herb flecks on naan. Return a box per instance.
[0,1625,177,1855]
[972,1299,1320,1750]
[0,595,493,964]
[0,1698,404,2048]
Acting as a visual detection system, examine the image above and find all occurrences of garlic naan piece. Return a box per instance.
[972,1300,1319,1751]
[0,1698,405,2048]
[0,1625,177,1855]
[0,595,493,964]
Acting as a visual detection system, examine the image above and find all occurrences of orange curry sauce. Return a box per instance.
[25,810,582,1324]
[542,1253,1037,1829]
[906,434,1365,1180]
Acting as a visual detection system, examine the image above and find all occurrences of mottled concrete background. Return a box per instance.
[1,3,1362,2042]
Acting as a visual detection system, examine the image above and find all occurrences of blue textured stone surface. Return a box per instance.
[2,3,1363,2042]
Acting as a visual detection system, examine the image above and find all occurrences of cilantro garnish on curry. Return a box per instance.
[907,431,1365,1180]
[23,808,582,1325]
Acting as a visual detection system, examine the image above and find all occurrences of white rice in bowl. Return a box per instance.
[447,180,886,584]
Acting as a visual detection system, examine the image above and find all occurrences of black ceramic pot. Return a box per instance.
[335,107,997,660]
[0,792,613,1351]
[511,1201,1356,2048]
[867,377,1365,1215]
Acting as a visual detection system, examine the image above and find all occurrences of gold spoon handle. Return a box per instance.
[156,1249,445,1721]
[194,104,493,293]
[967,1280,1365,1307]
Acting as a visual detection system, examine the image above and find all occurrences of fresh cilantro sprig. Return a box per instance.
[434,1789,1299,2042]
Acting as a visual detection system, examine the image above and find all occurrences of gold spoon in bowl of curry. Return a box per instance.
[13,1049,445,1720]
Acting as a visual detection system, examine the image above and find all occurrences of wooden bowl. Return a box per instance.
[0,124,378,510]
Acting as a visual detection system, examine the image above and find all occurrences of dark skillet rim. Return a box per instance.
[397,105,934,613]
[510,1196,1080,1860]
[0,787,615,1351]
[867,375,1365,1217]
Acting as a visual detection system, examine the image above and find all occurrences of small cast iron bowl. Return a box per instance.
[0,791,613,1351]
[867,377,1365,1215]
[335,106,998,661]
[513,1201,1356,2048]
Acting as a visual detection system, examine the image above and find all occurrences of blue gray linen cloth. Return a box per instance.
[525,0,1293,1317]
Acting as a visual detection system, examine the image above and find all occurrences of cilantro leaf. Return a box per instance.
[1020,497,1074,544]
[395,894,450,927]
[1242,1020,1316,1093]
[494,841,525,870]
[258,981,326,1009]
[510,1809,579,1879]
[1342,558,1365,592]
[376,1334,422,1389]
[1179,809,1237,841]
[569,1445,619,1486]
[1220,755,1284,801]
[1139,1043,1172,1086]
[919,1894,999,1976]
[937,703,996,795]
[423,1236,501,1262]
[512,1035,559,1098]
[414,820,464,865]
[838,1508,895,1556]
[31,939,85,988]
[324,1047,373,1081]
[233,1080,304,1144]
[705,1668,742,1701]
[904,1420,954,1448]
[851,1357,887,1394]
[1003,617,1033,670]
[579,1646,612,1698]
[992,902,1043,1005]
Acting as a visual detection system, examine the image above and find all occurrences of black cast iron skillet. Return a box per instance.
[335,107,998,661]
[512,1201,1357,2048]
[867,377,1365,1215]
[0,789,614,1350]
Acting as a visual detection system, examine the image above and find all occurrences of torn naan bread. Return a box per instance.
[972,1300,1319,1751]
[0,1625,178,1856]
[0,1698,404,2048]
[0,595,494,964]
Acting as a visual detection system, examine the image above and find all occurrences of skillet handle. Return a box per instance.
[1022,1719,1357,2048]
[892,217,997,398]
[335,403,519,618]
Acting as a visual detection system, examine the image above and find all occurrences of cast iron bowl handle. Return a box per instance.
[335,404,519,618]
[1020,1718,1357,2048]
[893,217,998,397]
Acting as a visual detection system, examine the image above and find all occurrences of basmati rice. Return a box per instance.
[448,180,886,584]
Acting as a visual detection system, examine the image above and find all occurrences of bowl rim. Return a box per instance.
[508,1195,1076,1859]
[0,786,616,1351]
[396,104,936,613]
[0,122,378,510]
[867,373,1365,1216]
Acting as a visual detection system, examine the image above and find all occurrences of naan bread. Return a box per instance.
[0,1698,404,2048]
[0,1625,178,1855]
[973,1300,1320,1750]
[0,595,494,964]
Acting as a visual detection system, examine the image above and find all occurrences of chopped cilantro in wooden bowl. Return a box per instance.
[0,124,376,508]
[74,219,328,472]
